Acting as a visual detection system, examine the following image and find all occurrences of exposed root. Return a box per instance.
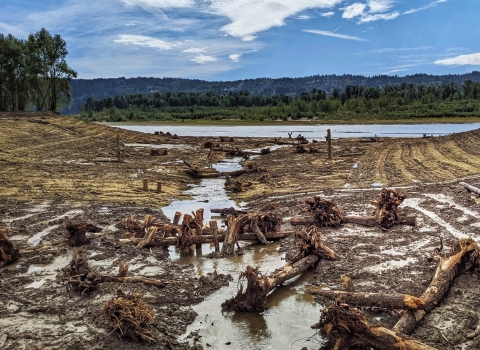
[62,250,100,295]
[102,291,156,343]
[66,223,102,247]
[302,196,344,227]
[240,212,282,236]
[221,266,268,312]
[372,188,407,230]
[0,228,20,268]
[290,226,338,263]
[179,216,202,248]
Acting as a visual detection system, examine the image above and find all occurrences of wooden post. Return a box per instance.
[210,220,220,252]
[116,134,121,161]
[173,212,182,225]
[142,179,149,191]
[195,209,204,250]
[326,129,332,159]
[156,181,162,193]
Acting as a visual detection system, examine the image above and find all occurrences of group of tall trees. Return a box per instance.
[0,28,77,112]
[81,80,480,122]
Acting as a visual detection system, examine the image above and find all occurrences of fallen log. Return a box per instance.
[184,167,267,179]
[118,231,295,246]
[210,207,248,216]
[307,289,425,311]
[290,214,416,227]
[393,238,480,335]
[315,304,437,350]
[222,228,337,311]
[459,181,480,195]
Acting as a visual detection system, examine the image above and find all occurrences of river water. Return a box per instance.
[108,122,480,139]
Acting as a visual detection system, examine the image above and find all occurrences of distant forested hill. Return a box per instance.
[62,72,480,114]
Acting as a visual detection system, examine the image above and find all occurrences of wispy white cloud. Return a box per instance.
[304,29,368,41]
[367,0,395,13]
[297,15,314,20]
[190,54,217,64]
[434,53,480,66]
[342,3,367,19]
[358,11,398,23]
[182,47,207,53]
[341,0,397,23]
[229,53,241,62]
[404,0,448,15]
[0,21,28,37]
[114,34,180,50]
[319,11,335,17]
[208,0,343,41]
[228,49,258,62]
[123,0,194,10]
[368,46,432,53]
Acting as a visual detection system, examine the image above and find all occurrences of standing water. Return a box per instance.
[161,155,323,349]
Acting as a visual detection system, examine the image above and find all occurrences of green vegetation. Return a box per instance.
[77,81,480,122]
[0,28,77,112]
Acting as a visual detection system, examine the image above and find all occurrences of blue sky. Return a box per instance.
[1,0,479,80]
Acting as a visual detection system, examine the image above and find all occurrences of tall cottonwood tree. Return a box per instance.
[0,28,77,112]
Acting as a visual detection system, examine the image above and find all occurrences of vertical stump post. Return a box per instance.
[142,179,149,191]
[210,220,220,252]
[173,212,182,226]
[326,129,332,160]
[156,181,162,193]
[195,209,204,250]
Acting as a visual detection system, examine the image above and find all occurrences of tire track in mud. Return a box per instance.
[354,130,480,187]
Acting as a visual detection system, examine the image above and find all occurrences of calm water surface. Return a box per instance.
[107,122,480,139]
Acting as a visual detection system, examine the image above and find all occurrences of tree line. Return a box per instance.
[0,29,77,112]
[80,80,480,122]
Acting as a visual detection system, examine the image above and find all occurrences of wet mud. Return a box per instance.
[1,112,480,349]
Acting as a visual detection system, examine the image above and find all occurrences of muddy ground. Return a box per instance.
[1,111,480,349]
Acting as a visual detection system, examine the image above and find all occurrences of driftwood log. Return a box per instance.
[459,181,480,195]
[290,214,416,227]
[118,231,294,246]
[222,228,337,311]
[307,289,425,311]
[315,304,437,350]
[393,238,480,335]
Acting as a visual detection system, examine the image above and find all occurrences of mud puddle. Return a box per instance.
[178,241,322,350]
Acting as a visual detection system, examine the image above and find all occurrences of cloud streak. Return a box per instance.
[304,29,368,41]
[208,0,343,41]
[114,34,180,50]
[404,0,448,15]
[435,53,480,66]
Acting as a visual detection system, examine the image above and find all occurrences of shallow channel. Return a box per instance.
[159,153,323,349]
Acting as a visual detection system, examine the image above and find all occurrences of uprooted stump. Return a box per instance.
[67,223,102,247]
[373,188,407,230]
[123,214,171,249]
[102,291,156,343]
[222,228,336,311]
[393,237,480,335]
[62,250,100,295]
[315,304,436,350]
[221,212,283,255]
[0,228,20,268]
[302,196,344,227]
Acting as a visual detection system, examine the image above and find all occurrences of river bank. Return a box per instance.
[1,111,480,349]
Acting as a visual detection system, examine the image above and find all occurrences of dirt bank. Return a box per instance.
[1,112,480,349]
